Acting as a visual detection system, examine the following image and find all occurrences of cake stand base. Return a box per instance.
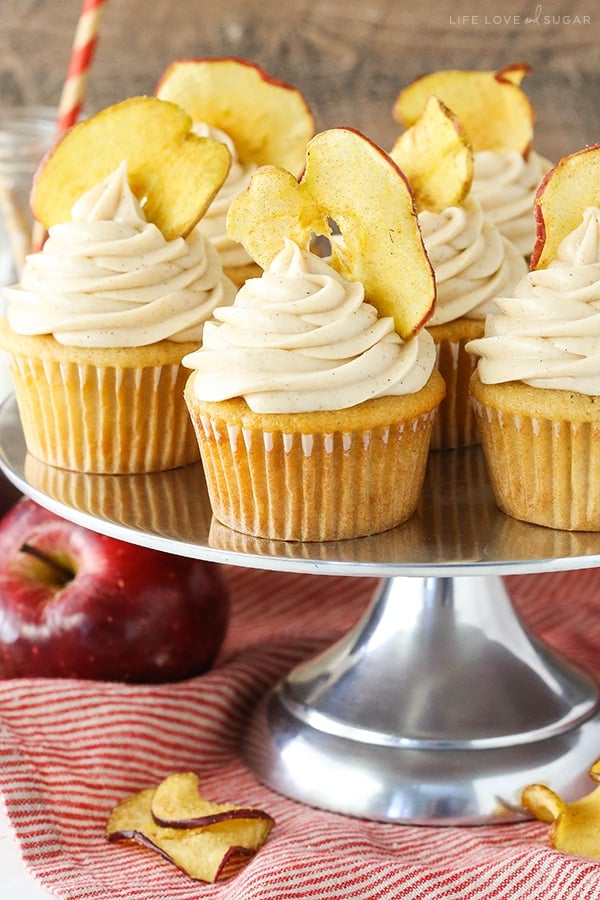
[242,573,600,825]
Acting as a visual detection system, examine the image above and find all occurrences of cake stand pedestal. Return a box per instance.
[243,572,600,824]
[1,396,600,825]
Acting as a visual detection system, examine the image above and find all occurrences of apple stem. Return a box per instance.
[19,543,74,585]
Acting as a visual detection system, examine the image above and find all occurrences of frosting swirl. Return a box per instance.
[466,206,600,395]
[4,162,235,348]
[471,150,552,256]
[192,122,256,268]
[419,196,527,326]
[183,239,437,413]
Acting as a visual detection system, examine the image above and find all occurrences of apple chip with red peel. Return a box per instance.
[522,759,600,858]
[150,772,274,840]
[390,95,474,213]
[497,62,532,87]
[227,127,436,339]
[106,774,274,883]
[530,143,600,270]
[392,64,534,156]
[151,772,238,824]
[155,57,315,175]
[31,96,232,241]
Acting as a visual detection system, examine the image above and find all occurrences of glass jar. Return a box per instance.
[0,107,56,401]
[0,106,56,288]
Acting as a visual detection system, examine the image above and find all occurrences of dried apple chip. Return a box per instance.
[151,772,274,842]
[392,64,534,156]
[227,127,436,339]
[390,95,474,213]
[155,57,315,175]
[32,96,232,240]
[530,142,600,270]
[106,774,274,883]
[151,772,238,824]
[522,760,600,858]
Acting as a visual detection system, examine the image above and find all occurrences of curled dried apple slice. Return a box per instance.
[530,143,600,270]
[151,771,274,842]
[393,64,534,155]
[227,127,436,339]
[106,774,274,883]
[31,96,232,240]
[390,95,474,213]
[155,57,315,175]
[151,772,237,824]
[522,760,600,858]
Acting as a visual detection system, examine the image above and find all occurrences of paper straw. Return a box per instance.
[31,0,106,252]
[57,0,107,134]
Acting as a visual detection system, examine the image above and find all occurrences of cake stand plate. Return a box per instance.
[1,395,600,825]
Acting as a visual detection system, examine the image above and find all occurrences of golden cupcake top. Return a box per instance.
[182,238,439,413]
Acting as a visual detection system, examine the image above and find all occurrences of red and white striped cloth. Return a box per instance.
[2,565,600,899]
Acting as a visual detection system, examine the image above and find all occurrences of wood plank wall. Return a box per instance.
[1,0,598,161]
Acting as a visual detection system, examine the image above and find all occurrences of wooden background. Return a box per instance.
[1,0,598,162]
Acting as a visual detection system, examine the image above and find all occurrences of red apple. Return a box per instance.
[0,498,230,683]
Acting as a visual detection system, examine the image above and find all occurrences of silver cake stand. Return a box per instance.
[1,395,600,826]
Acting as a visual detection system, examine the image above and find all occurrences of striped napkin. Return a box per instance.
[2,564,600,899]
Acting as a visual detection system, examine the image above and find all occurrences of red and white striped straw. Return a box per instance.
[31,0,106,251]
[56,0,106,134]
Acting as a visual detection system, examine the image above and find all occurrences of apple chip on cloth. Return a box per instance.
[522,759,600,859]
[3,565,600,898]
[106,772,275,882]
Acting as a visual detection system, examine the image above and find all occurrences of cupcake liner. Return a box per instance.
[429,320,483,450]
[189,409,439,542]
[472,389,600,532]
[7,352,200,474]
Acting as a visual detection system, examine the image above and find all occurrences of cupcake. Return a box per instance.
[390,96,527,449]
[0,96,235,474]
[393,63,552,261]
[466,145,600,532]
[183,128,445,542]
[155,58,315,288]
